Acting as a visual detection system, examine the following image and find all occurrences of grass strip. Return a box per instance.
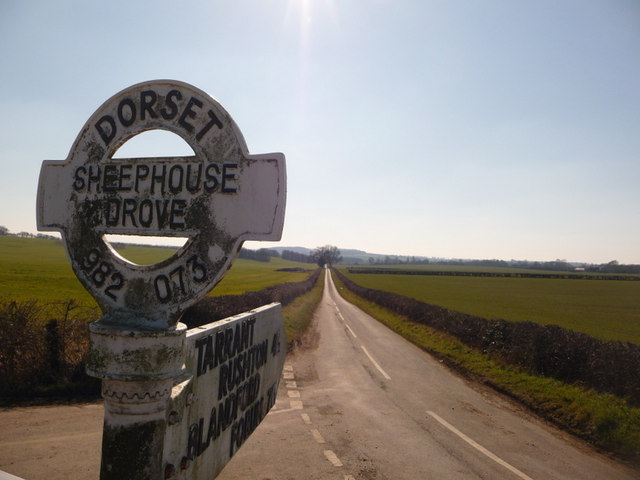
[331,271,640,463]
[283,267,325,348]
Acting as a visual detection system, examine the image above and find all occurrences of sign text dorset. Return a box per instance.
[37,80,286,328]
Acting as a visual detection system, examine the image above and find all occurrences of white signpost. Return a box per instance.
[165,305,284,479]
[36,80,287,480]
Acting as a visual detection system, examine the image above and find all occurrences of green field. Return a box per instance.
[340,266,640,345]
[0,237,312,306]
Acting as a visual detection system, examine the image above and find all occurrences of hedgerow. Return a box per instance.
[0,268,321,404]
[334,269,640,405]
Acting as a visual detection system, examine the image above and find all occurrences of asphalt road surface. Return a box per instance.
[1,268,637,479]
[219,268,637,479]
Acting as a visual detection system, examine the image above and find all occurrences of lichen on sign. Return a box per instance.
[37,80,286,329]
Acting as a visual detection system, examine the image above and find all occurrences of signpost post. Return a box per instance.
[37,80,287,480]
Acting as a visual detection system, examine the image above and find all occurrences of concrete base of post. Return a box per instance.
[86,321,187,480]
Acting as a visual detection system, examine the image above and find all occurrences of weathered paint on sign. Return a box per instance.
[36,80,286,329]
[163,304,285,479]
[37,81,287,480]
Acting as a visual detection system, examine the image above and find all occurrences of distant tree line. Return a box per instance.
[238,248,276,262]
[238,246,344,267]
[373,255,640,275]
[3,226,637,274]
[0,226,57,240]
[368,255,431,265]
[311,245,342,267]
[279,249,314,263]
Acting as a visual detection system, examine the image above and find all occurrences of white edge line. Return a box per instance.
[426,411,534,480]
[361,346,391,380]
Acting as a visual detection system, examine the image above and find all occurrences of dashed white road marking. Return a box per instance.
[361,346,391,380]
[289,400,304,410]
[335,304,389,380]
[301,413,312,425]
[336,306,357,337]
[345,323,357,338]
[311,428,326,444]
[427,411,534,480]
[323,450,344,467]
[271,365,305,414]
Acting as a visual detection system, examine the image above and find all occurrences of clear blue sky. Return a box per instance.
[1,0,638,264]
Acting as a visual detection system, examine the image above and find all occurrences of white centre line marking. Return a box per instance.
[345,323,357,338]
[323,450,344,467]
[301,413,312,424]
[311,428,326,444]
[361,346,391,380]
[336,305,357,338]
[427,411,534,480]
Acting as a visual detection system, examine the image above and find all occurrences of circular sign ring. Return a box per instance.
[37,80,286,329]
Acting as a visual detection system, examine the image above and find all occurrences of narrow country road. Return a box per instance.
[1,268,637,479]
[219,268,637,479]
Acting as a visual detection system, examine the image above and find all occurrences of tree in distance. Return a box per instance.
[312,245,342,267]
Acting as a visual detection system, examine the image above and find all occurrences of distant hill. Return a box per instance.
[267,246,429,265]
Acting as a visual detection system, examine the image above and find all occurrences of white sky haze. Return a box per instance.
[1,0,639,263]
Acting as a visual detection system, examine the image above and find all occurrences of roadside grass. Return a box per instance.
[0,237,94,305]
[213,256,312,296]
[282,268,325,347]
[331,271,640,463]
[341,269,640,345]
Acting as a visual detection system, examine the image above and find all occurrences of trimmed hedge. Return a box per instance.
[0,300,100,402]
[182,268,321,327]
[0,269,321,404]
[335,269,640,405]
